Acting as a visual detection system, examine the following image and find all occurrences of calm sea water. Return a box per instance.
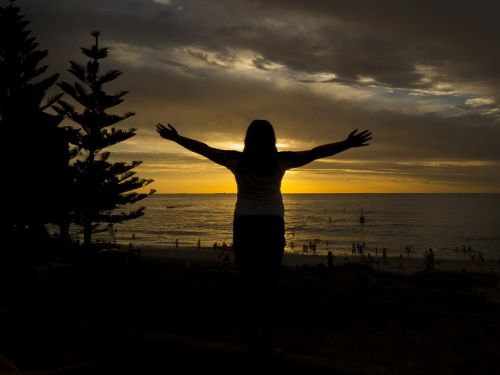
[90,194,500,260]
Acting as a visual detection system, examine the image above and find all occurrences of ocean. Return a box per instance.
[90,194,500,260]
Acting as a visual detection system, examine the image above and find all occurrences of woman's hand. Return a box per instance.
[156,123,179,141]
[155,123,229,166]
[346,129,372,148]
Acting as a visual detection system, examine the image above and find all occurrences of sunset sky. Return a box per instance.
[20,0,500,193]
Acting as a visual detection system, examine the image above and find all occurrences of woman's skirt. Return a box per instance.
[233,215,285,277]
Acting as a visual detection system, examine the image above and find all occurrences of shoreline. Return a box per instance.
[135,244,500,275]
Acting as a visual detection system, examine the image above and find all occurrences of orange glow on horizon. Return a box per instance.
[137,171,499,194]
[132,154,500,194]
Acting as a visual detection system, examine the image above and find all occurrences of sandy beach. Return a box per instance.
[139,244,500,275]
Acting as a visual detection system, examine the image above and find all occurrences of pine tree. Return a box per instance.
[0,0,73,263]
[54,31,155,252]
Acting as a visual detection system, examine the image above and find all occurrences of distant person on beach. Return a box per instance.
[427,248,435,270]
[327,251,334,270]
[476,250,484,265]
[398,254,404,269]
[157,120,371,360]
[107,223,116,242]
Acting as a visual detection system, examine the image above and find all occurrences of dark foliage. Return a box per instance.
[54,31,155,250]
[0,1,74,266]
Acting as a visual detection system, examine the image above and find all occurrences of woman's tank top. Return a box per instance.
[224,151,296,218]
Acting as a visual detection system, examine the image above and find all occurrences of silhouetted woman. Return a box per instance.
[157,120,371,361]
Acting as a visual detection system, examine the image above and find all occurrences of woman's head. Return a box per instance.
[243,119,277,157]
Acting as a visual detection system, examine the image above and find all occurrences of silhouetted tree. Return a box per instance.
[0,0,73,264]
[54,31,155,252]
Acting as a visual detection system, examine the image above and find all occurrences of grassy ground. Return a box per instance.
[1,256,500,374]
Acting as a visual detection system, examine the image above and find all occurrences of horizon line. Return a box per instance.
[150,192,500,195]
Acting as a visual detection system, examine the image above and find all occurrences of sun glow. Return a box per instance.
[133,161,498,194]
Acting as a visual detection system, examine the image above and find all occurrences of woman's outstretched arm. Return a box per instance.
[156,123,229,166]
[289,129,372,168]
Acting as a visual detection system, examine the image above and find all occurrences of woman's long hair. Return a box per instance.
[239,119,278,176]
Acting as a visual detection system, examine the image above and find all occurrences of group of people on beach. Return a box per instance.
[171,236,498,271]
[351,242,367,256]
[456,245,486,264]
[424,248,435,271]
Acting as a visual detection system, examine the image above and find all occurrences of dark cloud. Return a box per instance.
[21,0,500,93]
[250,0,500,89]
